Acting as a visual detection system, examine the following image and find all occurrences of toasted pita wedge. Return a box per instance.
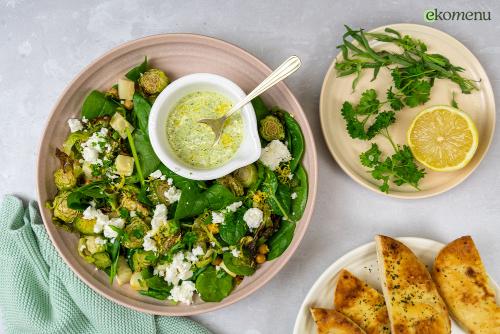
[433,236,500,333]
[375,235,451,334]
[310,308,366,334]
[334,269,390,334]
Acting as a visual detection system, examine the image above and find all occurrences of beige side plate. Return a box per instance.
[320,24,495,198]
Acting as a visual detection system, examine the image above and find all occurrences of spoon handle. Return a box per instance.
[224,55,301,119]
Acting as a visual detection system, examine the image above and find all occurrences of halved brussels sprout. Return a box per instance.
[53,192,79,223]
[74,217,96,235]
[233,164,258,188]
[123,217,149,249]
[216,174,244,196]
[132,250,157,272]
[54,168,77,191]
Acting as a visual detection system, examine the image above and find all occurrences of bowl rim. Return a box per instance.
[36,33,318,315]
[148,72,261,180]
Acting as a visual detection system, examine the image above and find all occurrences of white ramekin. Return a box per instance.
[148,73,261,180]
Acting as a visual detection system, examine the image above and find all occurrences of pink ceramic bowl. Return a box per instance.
[36,34,317,315]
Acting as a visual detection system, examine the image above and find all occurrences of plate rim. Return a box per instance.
[35,33,318,315]
[319,23,496,199]
[292,236,499,334]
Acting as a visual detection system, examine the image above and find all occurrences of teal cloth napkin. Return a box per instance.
[0,195,211,334]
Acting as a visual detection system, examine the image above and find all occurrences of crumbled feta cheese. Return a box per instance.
[243,208,263,229]
[81,116,88,124]
[103,217,125,239]
[259,140,292,170]
[164,186,182,204]
[215,265,221,271]
[154,252,193,286]
[191,246,204,257]
[169,280,196,305]
[212,211,224,224]
[143,204,169,252]
[130,210,137,217]
[84,205,124,240]
[82,147,99,164]
[149,170,162,179]
[231,249,241,258]
[159,175,166,181]
[167,178,173,186]
[226,201,242,212]
[288,173,294,180]
[94,237,107,246]
[291,192,298,199]
[68,118,83,133]
[221,247,229,252]
[210,241,216,247]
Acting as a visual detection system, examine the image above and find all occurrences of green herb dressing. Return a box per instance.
[167,91,243,168]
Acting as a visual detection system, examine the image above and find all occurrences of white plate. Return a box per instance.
[293,237,500,333]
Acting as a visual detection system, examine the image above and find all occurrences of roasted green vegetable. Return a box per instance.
[233,164,258,188]
[259,115,285,141]
[123,217,149,249]
[139,69,169,95]
[53,192,79,223]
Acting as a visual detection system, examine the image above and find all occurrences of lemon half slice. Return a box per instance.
[407,105,478,172]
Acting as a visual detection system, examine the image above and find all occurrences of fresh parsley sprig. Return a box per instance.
[340,89,425,193]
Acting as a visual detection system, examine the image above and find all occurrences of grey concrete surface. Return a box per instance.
[0,1,499,333]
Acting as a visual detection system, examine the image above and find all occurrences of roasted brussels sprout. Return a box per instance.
[216,174,244,196]
[120,193,150,217]
[129,271,148,291]
[233,164,258,188]
[123,217,149,249]
[92,252,112,269]
[139,69,169,95]
[259,115,285,141]
[53,192,79,223]
[105,86,119,100]
[152,220,181,254]
[147,179,170,205]
[74,217,96,235]
[131,250,156,272]
[78,236,110,269]
[54,168,77,191]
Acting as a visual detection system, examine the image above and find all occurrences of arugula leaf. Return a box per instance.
[67,181,109,210]
[81,90,119,120]
[125,56,148,82]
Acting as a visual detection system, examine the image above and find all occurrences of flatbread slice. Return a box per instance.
[433,236,500,333]
[375,235,451,334]
[334,269,390,334]
[310,308,366,334]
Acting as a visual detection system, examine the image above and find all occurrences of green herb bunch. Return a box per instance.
[335,26,478,193]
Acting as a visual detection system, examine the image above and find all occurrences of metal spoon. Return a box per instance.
[198,55,301,145]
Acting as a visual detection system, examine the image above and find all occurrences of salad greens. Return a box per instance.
[47,58,308,305]
[335,26,477,193]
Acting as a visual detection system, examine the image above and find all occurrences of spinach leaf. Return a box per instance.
[81,90,119,120]
[133,129,161,177]
[276,183,292,215]
[158,164,205,191]
[283,112,305,172]
[133,93,151,133]
[289,165,308,221]
[222,252,256,276]
[175,184,236,219]
[219,208,248,245]
[125,56,148,82]
[267,220,296,260]
[261,168,289,219]
[145,275,172,291]
[195,266,234,302]
[251,96,269,122]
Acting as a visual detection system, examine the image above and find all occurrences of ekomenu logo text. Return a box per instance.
[424,8,491,22]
